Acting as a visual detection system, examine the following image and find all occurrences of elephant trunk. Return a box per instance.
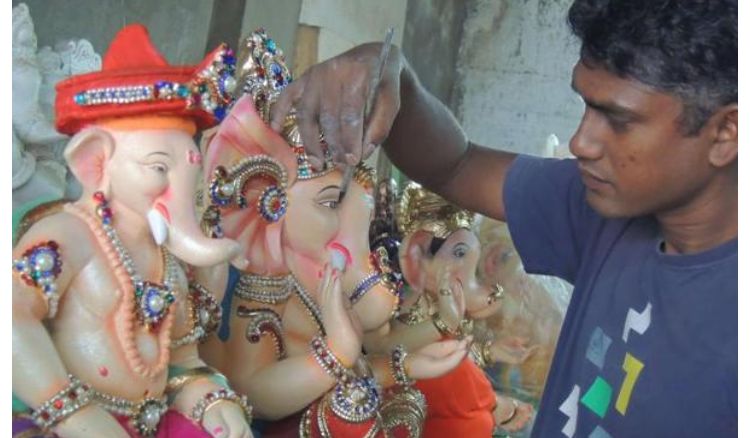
[149,201,240,267]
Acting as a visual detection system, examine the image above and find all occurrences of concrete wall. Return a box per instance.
[13,0,214,65]
[401,0,467,107]
[299,0,408,62]
[453,0,583,156]
[241,0,303,69]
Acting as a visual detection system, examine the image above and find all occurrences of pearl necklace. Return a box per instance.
[102,217,177,330]
[65,200,176,378]
[90,192,177,330]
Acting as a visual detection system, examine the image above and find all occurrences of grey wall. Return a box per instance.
[241,0,302,69]
[454,0,583,156]
[401,0,467,107]
[13,0,214,65]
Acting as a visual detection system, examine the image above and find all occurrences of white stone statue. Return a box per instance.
[12,3,102,208]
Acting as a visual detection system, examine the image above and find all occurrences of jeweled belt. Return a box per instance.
[91,391,168,437]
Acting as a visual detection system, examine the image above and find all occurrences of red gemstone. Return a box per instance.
[93,192,105,202]
[40,411,50,421]
[53,399,64,410]
[48,241,59,250]
[68,390,77,399]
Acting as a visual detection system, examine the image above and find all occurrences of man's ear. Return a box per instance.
[708,104,738,168]
[399,230,433,291]
[64,128,115,192]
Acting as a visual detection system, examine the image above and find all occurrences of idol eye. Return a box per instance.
[150,163,169,173]
[452,244,468,258]
[319,200,339,209]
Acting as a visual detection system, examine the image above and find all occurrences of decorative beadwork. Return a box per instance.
[236,29,336,180]
[74,44,236,122]
[310,336,355,384]
[348,272,382,305]
[258,185,288,222]
[328,377,381,423]
[291,276,325,335]
[236,306,286,359]
[370,245,404,300]
[93,191,177,331]
[200,205,224,238]
[13,240,63,318]
[234,272,293,304]
[171,281,222,349]
[92,392,167,437]
[207,155,289,215]
[31,375,92,431]
[389,345,414,387]
[190,388,253,426]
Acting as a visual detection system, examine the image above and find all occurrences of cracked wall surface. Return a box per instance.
[453,0,582,156]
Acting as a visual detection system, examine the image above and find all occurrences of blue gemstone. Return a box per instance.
[270,63,282,75]
[177,85,190,98]
[155,81,169,89]
[74,93,86,105]
[214,106,226,121]
[222,54,235,66]
[267,39,277,53]
[14,262,25,271]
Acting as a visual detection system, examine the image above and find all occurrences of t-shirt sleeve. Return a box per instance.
[503,154,599,283]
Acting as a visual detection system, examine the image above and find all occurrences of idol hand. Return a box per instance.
[319,263,363,367]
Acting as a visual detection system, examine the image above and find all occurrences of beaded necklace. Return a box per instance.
[65,195,176,378]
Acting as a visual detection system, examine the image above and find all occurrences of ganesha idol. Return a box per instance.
[11,24,254,437]
[194,31,469,438]
[363,183,535,437]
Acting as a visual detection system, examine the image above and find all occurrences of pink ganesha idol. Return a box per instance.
[195,30,469,438]
[11,24,254,438]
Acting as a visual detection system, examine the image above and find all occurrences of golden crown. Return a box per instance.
[396,182,474,239]
[235,29,335,180]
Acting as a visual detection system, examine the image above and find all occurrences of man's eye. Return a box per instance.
[453,247,467,258]
[607,116,631,133]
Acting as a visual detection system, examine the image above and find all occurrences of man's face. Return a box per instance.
[569,60,716,218]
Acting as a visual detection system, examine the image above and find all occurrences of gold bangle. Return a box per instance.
[431,313,460,338]
[166,366,228,394]
[481,340,495,366]
[499,399,519,426]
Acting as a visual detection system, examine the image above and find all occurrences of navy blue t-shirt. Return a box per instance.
[504,155,737,437]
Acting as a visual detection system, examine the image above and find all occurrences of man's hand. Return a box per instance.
[269,42,403,169]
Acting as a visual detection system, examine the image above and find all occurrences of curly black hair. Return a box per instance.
[568,0,737,135]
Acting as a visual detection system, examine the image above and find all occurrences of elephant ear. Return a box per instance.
[398,229,434,293]
[63,127,115,192]
[203,95,298,274]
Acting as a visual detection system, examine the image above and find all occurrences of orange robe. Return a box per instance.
[415,357,497,437]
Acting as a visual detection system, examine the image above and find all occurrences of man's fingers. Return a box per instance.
[295,93,326,170]
[339,84,366,163]
[363,81,400,147]
[319,81,343,164]
[270,78,303,132]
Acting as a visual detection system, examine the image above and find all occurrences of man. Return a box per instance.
[270,0,737,436]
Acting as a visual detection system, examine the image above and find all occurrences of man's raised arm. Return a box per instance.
[269,43,517,221]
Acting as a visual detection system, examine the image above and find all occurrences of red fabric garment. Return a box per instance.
[415,357,497,438]
[55,24,229,135]
[114,410,212,438]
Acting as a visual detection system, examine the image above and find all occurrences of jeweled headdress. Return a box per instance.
[55,24,236,135]
[397,182,475,239]
[235,29,335,180]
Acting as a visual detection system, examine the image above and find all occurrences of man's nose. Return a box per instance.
[569,108,605,161]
